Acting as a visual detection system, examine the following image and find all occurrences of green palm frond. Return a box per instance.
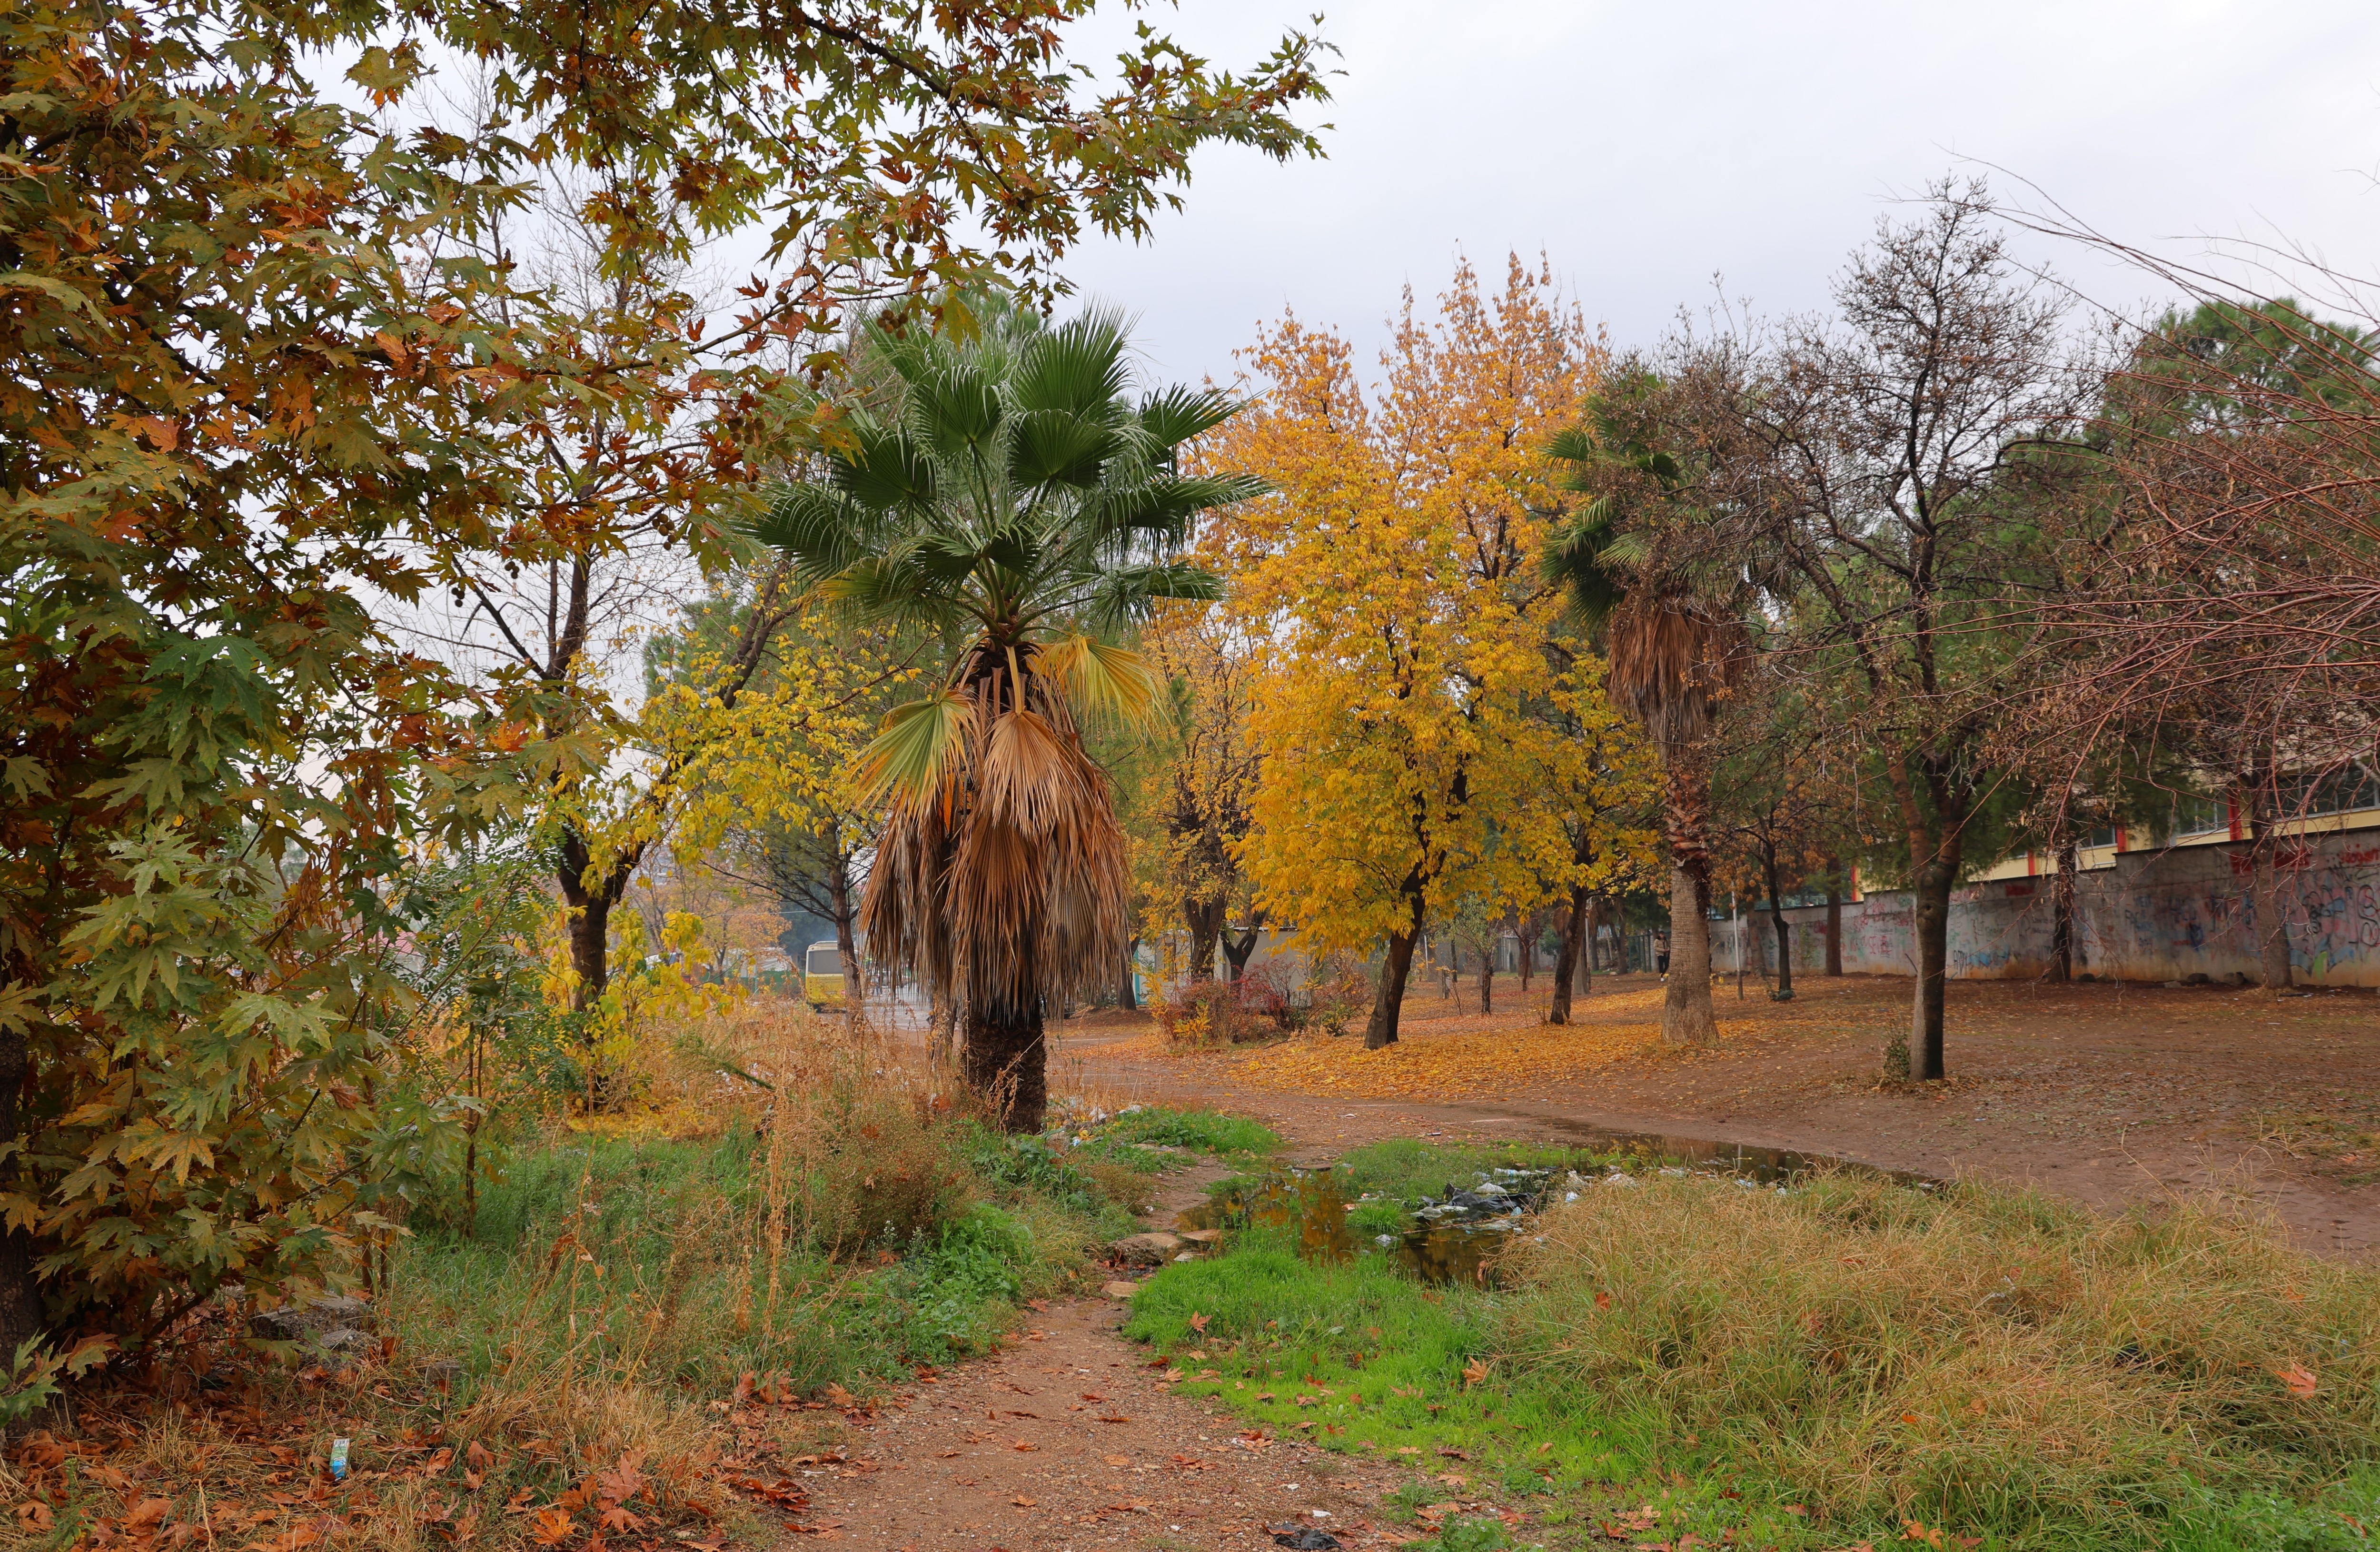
[857,689,975,808]
[1008,408,1117,487]
[744,484,866,581]
[1037,634,1160,727]
[909,360,1002,460]
[1082,474,1268,546]
[1545,425,1600,466]
[1009,306,1134,417]
[1138,384,1242,451]
[1085,560,1224,630]
[832,420,939,512]
[824,550,948,622]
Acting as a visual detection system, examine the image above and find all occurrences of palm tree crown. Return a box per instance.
[750,299,1257,1128]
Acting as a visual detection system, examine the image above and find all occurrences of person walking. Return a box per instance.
[1654,929,1671,981]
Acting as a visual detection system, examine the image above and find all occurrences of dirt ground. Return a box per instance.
[782,973,2378,1551]
[1052,971,2380,1259]
[795,1164,1462,1552]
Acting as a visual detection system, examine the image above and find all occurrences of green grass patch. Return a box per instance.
[1125,1145,2380,1552]
[1051,1104,1283,1180]
[394,1131,1105,1402]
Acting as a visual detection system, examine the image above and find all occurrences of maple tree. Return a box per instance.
[0,0,1327,1375]
[1210,258,1617,1048]
[657,587,927,1013]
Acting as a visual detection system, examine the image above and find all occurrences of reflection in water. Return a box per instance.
[1176,1135,1927,1289]
[1179,1169,1359,1264]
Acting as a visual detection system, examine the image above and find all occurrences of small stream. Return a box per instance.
[1177,1134,1932,1289]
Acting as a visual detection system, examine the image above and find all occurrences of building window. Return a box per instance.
[2172,795,2229,838]
[2277,764,2380,820]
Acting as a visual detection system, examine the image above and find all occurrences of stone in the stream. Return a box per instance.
[1108,1231,1184,1266]
[1179,1228,1222,1245]
[1101,1280,1142,1300]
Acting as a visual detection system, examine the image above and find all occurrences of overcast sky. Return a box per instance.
[1051,0,2380,388]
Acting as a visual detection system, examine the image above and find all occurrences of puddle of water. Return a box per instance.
[1523,1122,1935,1188]
[1178,1169,1358,1265]
[1174,1137,1933,1288]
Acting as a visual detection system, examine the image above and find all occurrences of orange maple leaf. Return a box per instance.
[529,1506,574,1546]
[2275,1362,2320,1398]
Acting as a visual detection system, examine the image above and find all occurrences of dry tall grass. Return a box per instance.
[1502,1173,2380,1542]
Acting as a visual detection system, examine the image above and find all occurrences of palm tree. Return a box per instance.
[1543,377,1745,1047]
[750,301,1258,1130]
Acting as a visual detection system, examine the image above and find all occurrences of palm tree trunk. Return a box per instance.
[1662,761,1718,1046]
[962,1000,1047,1133]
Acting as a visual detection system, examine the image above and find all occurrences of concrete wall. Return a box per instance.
[1713,830,2380,987]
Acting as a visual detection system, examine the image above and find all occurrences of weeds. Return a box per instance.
[0,1005,1254,1550]
[1128,1143,2380,1552]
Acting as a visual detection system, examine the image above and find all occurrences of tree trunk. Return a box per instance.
[1517,913,1534,994]
[1761,847,1794,1000]
[827,844,863,1025]
[1660,760,1719,1046]
[1824,857,1844,977]
[1120,941,1140,1010]
[1222,921,1261,982]
[2245,779,2293,992]
[1885,753,1965,1083]
[566,891,612,1012]
[1364,929,1418,1048]
[1905,853,1957,1081]
[1364,880,1425,1048]
[930,992,960,1070]
[962,999,1047,1133]
[1477,942,1494,1014]
[1578,897,1596,990]
[2050,829,2077,984]
[1183,898,1224,984]
[1549,888,1590,1025]
[0,1022,41,1357]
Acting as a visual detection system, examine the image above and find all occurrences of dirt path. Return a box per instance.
[1053,974,2380,1258]
[793,1169,1425,1552]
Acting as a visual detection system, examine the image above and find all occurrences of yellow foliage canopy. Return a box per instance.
[1202,256,1659,1037]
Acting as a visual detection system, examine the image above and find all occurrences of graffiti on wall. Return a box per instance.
[1725,833,2380,986]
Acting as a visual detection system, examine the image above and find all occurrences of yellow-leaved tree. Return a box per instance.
[655,587,926,1015]
[1209,257,1653,1046]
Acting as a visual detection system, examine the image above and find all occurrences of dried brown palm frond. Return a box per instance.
[857,652,1132,1065]
[1603,591,1749,751]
